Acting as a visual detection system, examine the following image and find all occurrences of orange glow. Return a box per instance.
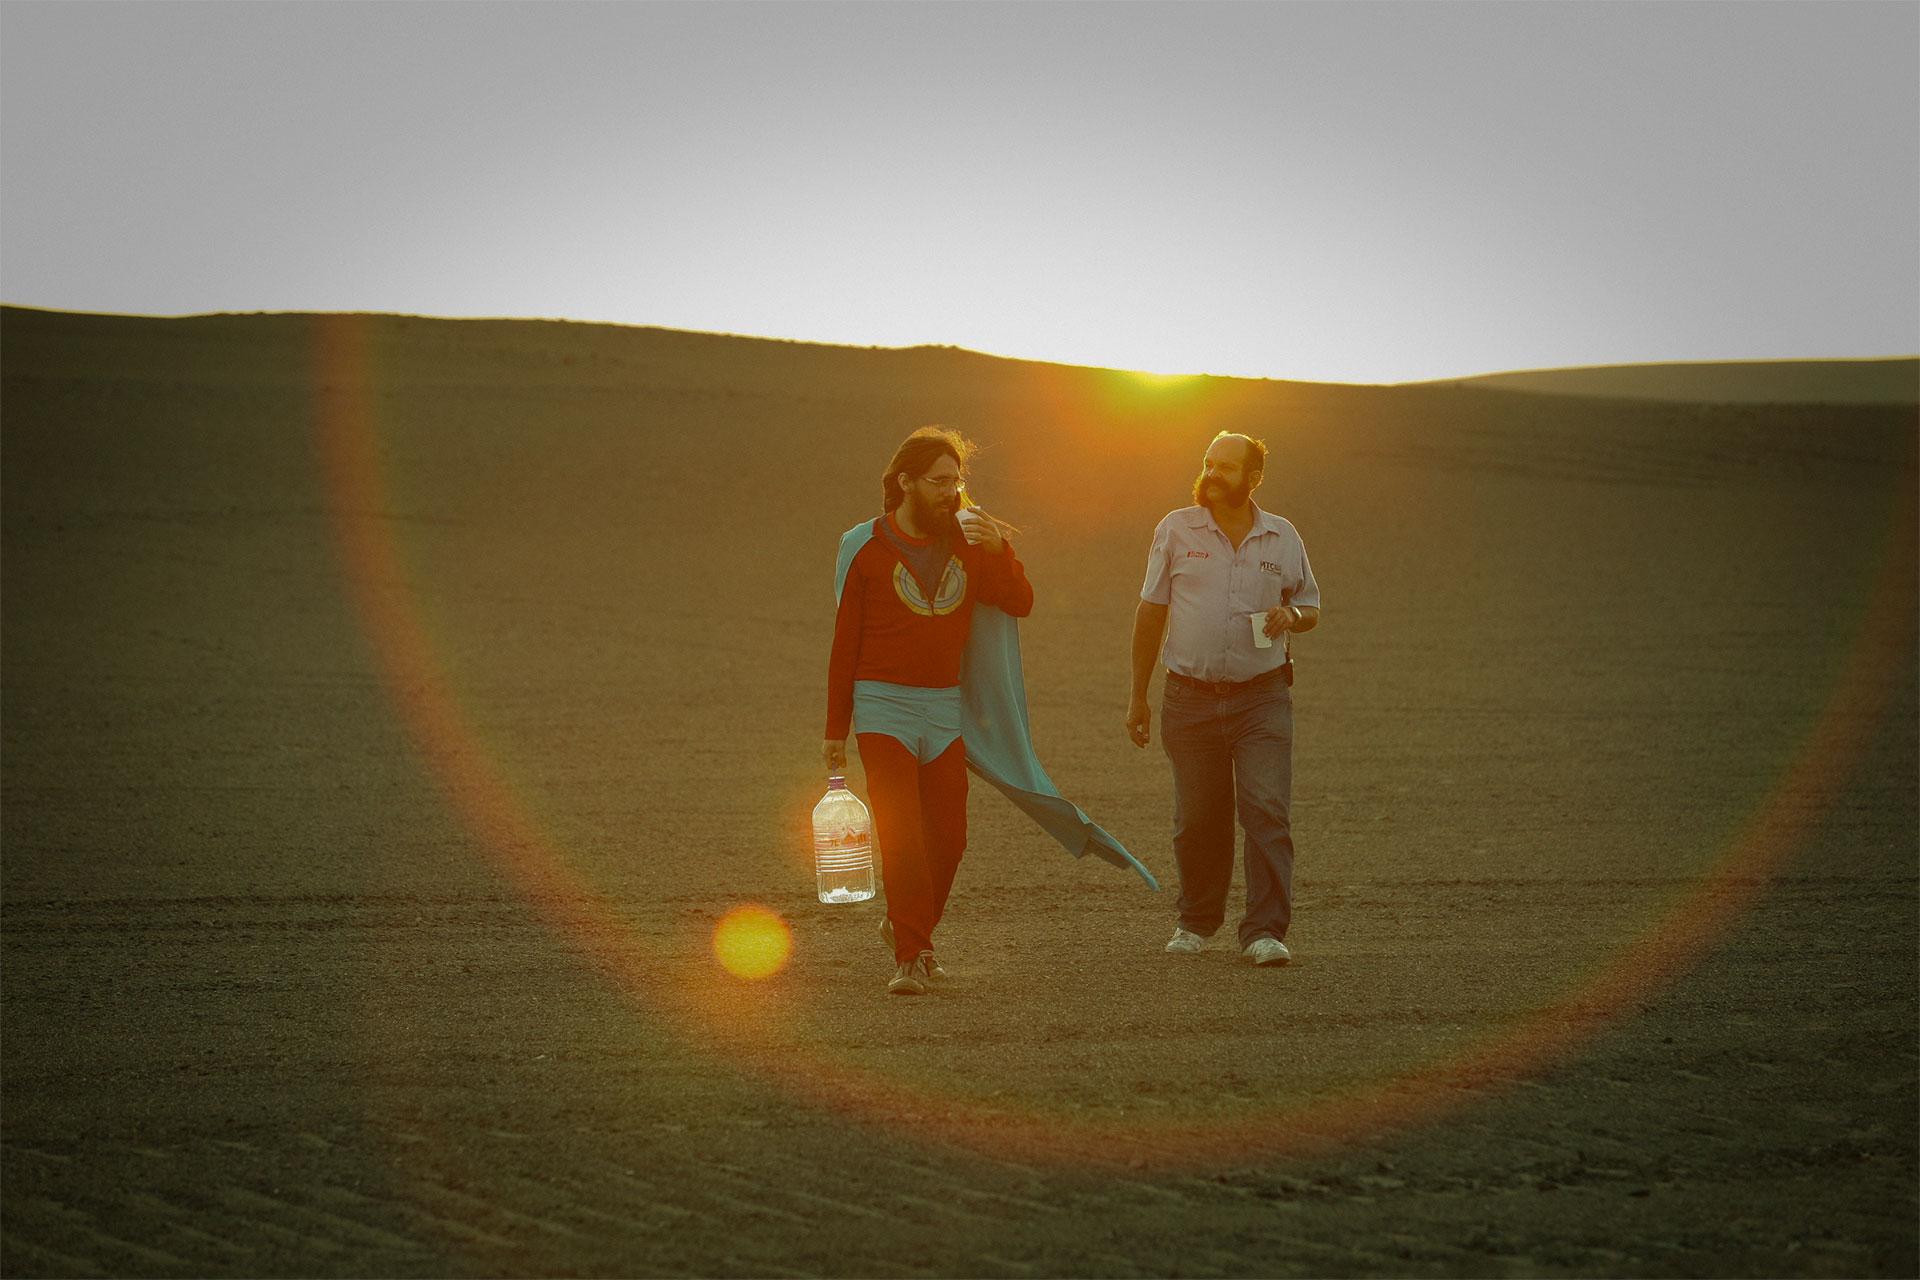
[712,906,793,980]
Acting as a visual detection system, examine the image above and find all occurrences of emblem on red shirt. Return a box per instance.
[894,557,966,617]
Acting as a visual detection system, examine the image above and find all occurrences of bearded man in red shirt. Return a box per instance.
[822,427,1033,995]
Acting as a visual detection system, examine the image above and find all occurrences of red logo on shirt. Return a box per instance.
[1185,551,1209,559]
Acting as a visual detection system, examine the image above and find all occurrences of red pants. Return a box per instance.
[856,733,968,962]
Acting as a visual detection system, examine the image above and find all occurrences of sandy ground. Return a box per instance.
[3,307,1915,1278]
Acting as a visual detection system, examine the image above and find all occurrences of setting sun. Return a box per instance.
[1124,370,1199,389]
[711,905,793,980]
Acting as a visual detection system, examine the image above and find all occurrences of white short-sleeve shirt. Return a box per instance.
[1140,504,1320,683]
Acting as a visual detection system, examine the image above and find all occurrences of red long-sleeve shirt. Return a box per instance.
[825,513,1034,740]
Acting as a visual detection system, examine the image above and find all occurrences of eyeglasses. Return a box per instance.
[917,476,965,492]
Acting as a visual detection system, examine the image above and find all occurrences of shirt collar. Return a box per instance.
[1183,502,1283,537]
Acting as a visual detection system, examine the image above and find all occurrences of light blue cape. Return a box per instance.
[836,521,1159,891]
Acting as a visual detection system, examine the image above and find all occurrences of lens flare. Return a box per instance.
[312,311,1917,1171]
[713,905,793,980]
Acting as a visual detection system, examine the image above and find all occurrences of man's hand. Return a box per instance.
[822,739,847,772]
[1262,604,1297,640]
[958,508,1006,554]
[1127,600,1168,750]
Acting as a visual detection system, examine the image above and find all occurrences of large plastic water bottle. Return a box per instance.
[811,775,876,903]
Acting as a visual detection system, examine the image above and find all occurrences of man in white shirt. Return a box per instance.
[1126,432,1321,966]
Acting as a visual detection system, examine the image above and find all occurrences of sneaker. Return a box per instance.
[881,917,945,979]
[1244,936,1292,966]
[887,953,932,996]
[1166,926,1206,954]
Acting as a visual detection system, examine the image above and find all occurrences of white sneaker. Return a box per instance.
[881,917,945,978]
[887,953,932,996]
[1244,936,1292,966]
[1166,926,1206,954]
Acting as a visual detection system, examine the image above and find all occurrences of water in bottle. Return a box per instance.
[811,775,876,903]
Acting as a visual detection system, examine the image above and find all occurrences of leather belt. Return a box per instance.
[1164,665,1289,697]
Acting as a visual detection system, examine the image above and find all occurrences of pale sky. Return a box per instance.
[3,1,1915,384]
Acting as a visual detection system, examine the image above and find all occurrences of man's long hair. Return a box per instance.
[881,426,973,513]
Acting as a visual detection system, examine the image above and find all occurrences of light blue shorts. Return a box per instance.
[853,680,963,764]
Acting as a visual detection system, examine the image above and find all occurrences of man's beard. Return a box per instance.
[1193,472,1251,509]
[907,490,958,533]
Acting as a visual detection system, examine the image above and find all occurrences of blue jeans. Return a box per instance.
[1160,671,1295,946]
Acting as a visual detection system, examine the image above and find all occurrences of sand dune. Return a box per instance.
[3,305,1915,1277]
[1424,356,1919,404]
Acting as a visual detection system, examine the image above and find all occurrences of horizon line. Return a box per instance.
[3,301,1915,391]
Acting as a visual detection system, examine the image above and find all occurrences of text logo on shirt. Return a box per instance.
[1260,561,1283,574]
[894,557,966,617]
[1185,551,1210,559]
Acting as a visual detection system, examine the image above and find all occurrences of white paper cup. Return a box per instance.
[956,509,987,543]
[1250,613,1273,649]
